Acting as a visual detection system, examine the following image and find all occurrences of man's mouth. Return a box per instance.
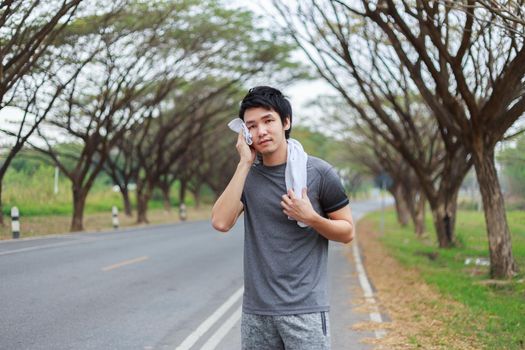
[259,139,271,145]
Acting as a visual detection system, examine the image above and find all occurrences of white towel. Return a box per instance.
[286,138,308,227]
[228,118,253,145]
[227,118,308,227]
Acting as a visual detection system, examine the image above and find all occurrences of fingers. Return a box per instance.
[237,130,245,143]
[281,200,293,218]
[280,193,293,214]
[236,131,256,164]
[281,190,299,218]
[281,188,312,222]
[236,132,242,147]
[281,193,292,205]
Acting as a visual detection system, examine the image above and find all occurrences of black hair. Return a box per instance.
[238,86,292,139]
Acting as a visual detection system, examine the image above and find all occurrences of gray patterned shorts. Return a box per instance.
[241,311,331,350]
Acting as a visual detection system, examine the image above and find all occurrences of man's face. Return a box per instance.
[244,107,290,155]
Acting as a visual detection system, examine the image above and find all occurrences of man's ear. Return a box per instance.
[284,117,291,130]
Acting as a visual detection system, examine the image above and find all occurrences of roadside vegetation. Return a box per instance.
[1,2,524,347]
[1,0,523,279]
[276,0,525,279]
[361,209,525,349]
[0,125,356,240]
[2,162,198,217]
[0,160,212,239]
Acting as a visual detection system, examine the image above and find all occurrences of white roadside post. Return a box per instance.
[11,207,20,239]
[112,206,119,229]
[179,203,187,221]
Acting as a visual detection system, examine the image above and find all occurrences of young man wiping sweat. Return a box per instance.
[212,86,354,350]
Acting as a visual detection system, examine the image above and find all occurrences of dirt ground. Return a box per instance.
[350,219,485,350]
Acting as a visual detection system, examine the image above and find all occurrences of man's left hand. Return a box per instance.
[281,188,318,224]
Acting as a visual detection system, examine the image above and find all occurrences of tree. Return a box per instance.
[130,77,254,223]
[33,0,173,231]
[336,115,427,235]
[440,0,525,37]
[103,133,137,216]
[272,0,471,247]
[201,133,238,201]
[0,0,83,225]
[0,0,83,105]
[352,0,523,278]
[113,2,305,223]
[366,132,427,235]
[305,94,428,231]
[274,0,523,277]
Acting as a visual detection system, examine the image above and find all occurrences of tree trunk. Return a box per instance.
[406,189,426,237]
[70,186,87,232]
[179,179,187,206]
[193,187,202,209]
[0,181,4,226]
[121,187,133,217]
[473,149,518,278]
[136,183,151,224]
[391,183,410,227]
[428,189,458,248]
[160,184,171,212]
[413,193,426,237]
[430,205,453,248]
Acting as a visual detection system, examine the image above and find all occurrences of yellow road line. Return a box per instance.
[101,256,149,272]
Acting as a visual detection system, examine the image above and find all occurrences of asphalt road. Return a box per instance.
[0,198,389,350]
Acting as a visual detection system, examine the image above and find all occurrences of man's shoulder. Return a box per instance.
[307,155,334,173]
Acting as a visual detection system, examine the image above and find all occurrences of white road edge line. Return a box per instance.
[352,223,387,339]
[0,234,120,256]
[200,305,242,350]
[0,239,95,256]
[175,286,244,350]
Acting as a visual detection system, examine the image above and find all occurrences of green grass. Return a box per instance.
[2,165,210,217]
[365,209,525,349]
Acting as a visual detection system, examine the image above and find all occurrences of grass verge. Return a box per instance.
[359,209,524,349]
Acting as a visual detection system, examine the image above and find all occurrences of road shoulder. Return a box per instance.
[355,219,484,349]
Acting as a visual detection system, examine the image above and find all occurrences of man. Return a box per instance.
[211,86,354,350]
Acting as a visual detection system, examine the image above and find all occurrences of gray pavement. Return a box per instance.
[0,198,388,350]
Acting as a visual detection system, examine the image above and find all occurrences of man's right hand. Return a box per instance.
[236,131,256,164]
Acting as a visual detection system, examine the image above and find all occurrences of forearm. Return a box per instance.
[306,214,354,244]
[211,161,251,232]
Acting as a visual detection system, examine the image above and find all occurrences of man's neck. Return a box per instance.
[262,140,288,166]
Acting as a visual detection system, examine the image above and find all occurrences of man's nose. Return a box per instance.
[257,124,268,136]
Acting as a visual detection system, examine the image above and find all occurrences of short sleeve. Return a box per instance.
[320,166,349,213]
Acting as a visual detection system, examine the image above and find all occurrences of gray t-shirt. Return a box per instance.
[241,156,349,315]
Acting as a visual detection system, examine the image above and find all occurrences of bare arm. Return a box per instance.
[211,162,249,232]
[281,188,354,243]
[211,132,255,232]
[308,205,354,243]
